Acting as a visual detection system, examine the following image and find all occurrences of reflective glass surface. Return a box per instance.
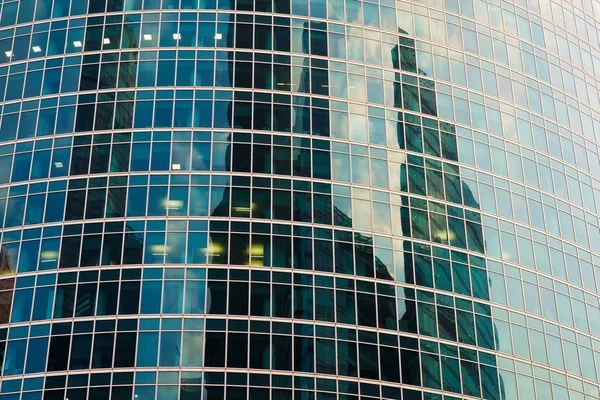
[1,0,600,399]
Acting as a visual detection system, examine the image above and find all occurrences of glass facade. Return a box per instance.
[0,0,600,398]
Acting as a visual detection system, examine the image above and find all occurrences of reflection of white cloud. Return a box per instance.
[364,39,381,64]
[346,36,364,62]
[352,156,370,185]
[352,198,372,231]
[332,153,350,182]
[291,66,305,92]
[329,71,347,98]
[348,74,366,102]
[446,23,462,49]
[182,332,204,367]
[373,204,392,234]
[190,146,209,171]
[349,114,368,142]
[327,0,344,21]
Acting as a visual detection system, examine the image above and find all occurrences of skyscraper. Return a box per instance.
[0,0,599,399]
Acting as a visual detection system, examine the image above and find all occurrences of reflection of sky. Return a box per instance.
[364,39,382,65]
[352,198,372,231]
[348,73,366,101]
[346,36,364,63]
[327,0,345,21]
[372,202,392,234]
[349,114,368,142]
[351,155,370,185]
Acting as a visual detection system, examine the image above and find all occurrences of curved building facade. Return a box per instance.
[0,0,599,399]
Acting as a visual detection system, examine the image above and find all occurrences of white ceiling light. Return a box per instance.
[32,46,41,53]
[173,33,181,40]
[162,200,183,210]
[40,251,58,262]
[172,164,181,170]
[143,34,152,41]
[103,37,111,44]
[4,51,11,57]
[214,33,223,40]
[54,162,63,168]
[73,40,82,48]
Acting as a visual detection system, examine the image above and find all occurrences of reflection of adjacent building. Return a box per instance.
[175,16,502,400]
[390,32,503,398]
[0,246,15,325]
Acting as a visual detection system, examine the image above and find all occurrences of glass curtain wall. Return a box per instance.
[0,0,599,399]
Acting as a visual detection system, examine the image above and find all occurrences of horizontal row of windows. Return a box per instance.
[0,369,481,400]
[4,272,492,337]
[0,89,432,143]
[0,173,485,247]
[489,254,600,310]
[0,0,598,77]
[2,128,599,228]
[3,228,600,336]
[3,208,598,338]
[0,328,497,399]
[0,0,598,65]
[4,278,593,396]
[0,51,430,107]
[492,315,599,382]
[0,215,487,291]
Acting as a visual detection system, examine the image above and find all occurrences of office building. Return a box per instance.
[0,0,599,399]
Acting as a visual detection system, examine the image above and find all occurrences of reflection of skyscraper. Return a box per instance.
[389,34,504,399]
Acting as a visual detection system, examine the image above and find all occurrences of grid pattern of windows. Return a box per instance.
[1,0,600,399]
